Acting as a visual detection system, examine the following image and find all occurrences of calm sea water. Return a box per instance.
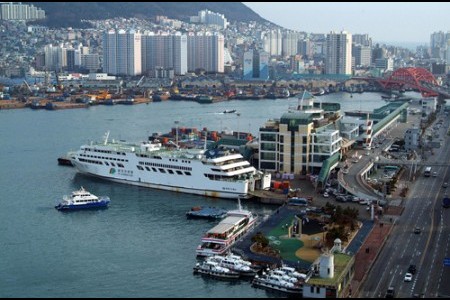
[0,92,406,297]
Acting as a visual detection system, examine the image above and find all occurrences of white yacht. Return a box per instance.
[193,260,240,279]
[252,270,303,295]
[207,254,257,277]
[70,132,271,199]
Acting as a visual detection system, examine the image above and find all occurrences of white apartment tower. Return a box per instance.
[263,29,282,56]
[282,31,301,57]
[197,9,228,29]
[326,31,352,75]
[141,32,187,75]
[0,2,45,20]
[187,32,224,73]
[103,29,141,76]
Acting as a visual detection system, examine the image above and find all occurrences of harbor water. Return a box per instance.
[0,92,407,297]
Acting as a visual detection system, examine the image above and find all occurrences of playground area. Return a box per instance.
[264,211,327,264]
[261,206,362,267]
[234,204,363,271]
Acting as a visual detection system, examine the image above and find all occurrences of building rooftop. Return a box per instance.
[306,253,354,287]
[280,112,314,127]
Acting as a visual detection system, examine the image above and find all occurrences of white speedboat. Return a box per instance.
[193,260,240,279]
[252,271,303,294]
[208,254,257,277]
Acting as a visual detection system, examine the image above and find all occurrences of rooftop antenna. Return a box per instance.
[298,90,306,110]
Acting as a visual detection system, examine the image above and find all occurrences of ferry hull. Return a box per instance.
[73,167,249,199]
[70,135,271,200]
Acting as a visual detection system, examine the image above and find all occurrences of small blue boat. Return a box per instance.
[55,187,110,211]
[186,206,227,220]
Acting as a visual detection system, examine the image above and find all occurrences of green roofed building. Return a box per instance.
[303,251,355,298]
[258,106,342,176]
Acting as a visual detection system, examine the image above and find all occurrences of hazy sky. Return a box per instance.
[244,2,450,45]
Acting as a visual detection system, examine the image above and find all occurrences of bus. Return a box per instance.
[424,166,432,177]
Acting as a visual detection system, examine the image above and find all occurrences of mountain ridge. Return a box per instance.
[25,2,269,28]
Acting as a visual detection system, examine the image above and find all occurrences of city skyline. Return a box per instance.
[244,2,450,46]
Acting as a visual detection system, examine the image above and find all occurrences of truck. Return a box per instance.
[443,195,450,208]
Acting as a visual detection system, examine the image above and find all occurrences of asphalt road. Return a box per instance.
[359,109,450,298]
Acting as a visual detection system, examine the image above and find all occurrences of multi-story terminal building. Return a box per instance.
[187,32,224,73]
[141,32,187,75]
[0,2,45,20]
[325,31,352,75]
[103,29,142,76]
[258,102,342,175]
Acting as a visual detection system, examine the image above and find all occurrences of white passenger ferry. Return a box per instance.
[70,132,271,199]
[196,201,257,257]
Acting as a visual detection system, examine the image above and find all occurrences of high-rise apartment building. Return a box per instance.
[352,34,372,47]
[0,2,45,20]
[430,31,450,60]
[191,9,228,29]
[141,32,187,75]
[187,32,224,73]
[282,31,301,57]
[263,29,282,57]
[102,29,141,76]
[325,31,352,75]
[352,45,372,67]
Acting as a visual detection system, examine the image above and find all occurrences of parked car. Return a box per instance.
[336,196,347,202]
[443,182,448,188]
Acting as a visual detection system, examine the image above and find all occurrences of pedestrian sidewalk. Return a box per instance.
[345,219,394,298]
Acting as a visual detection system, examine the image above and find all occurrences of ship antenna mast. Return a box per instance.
[104,131,110,145]
[298,90,306,110]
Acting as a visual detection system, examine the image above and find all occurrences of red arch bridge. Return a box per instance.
[354,67,448,98]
